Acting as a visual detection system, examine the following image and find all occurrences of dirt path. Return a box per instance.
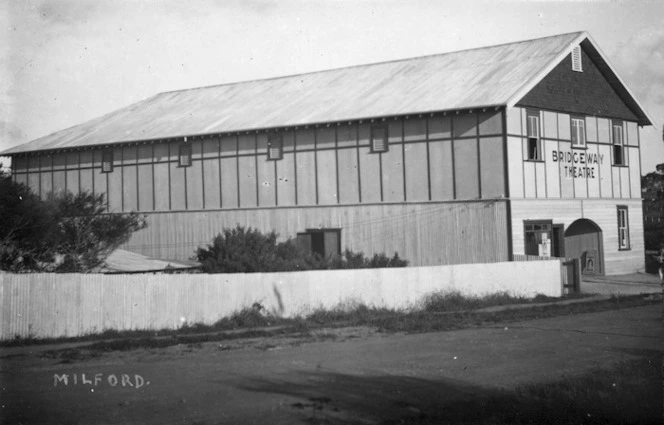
[2,305,662,424]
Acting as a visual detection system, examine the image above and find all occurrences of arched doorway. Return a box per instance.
[564,219,604,275]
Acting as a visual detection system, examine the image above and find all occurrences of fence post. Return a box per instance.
[573,258,581,293]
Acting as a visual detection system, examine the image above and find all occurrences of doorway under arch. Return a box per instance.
[564,219,604,275]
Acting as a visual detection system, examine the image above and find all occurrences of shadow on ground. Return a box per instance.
[237,357,662,425]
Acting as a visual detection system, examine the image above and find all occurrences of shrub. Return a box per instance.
[214,303,273,328]
[324,250,409,269]
[1,168,147,272]
[194,226,280,273]
[643,223,664,251]
[195,225,408,273]
[368,252,408,268]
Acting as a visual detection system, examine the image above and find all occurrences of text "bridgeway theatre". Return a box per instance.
[551,150,604,179]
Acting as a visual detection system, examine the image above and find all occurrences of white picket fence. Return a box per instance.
[0,260,562,340]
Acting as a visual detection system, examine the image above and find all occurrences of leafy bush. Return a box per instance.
[194,226,281,273]
[644,223,664,251]
[47,192,147,272]
[0,168,57,271]
[195,225,408,273]
[1,168,147,273]
[326,250,408,269]
[368,252,408,268]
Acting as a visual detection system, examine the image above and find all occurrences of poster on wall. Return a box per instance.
[585,250,596,274]
[538,233,551,257]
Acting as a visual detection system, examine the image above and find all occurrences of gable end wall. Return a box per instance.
[517,48,638,121]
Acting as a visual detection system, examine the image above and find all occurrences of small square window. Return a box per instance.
[371,124,388,153]
[612,121,625,166]
[617,206,630,250]
[101,150,113,173]
[571,117,586,148]
[526,111,542,161]
[179,143,192,167]
[268,134,283,160]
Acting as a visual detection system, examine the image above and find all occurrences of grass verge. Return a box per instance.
[420,291,567,312]
[2,293,660,357]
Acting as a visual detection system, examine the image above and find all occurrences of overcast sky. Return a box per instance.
[1,0,662,172]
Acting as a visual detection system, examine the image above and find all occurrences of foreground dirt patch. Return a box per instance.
[1,305,661,424]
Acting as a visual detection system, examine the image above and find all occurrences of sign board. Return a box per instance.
[551,150,604,179]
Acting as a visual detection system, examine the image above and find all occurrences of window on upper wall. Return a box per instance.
[526,111,542,161]
[267,134,283,160]
[370,124,388,153]
[179,142,192,167]
[612,121,625,166]
[571,117,586,148]
[571,46,583,72]
[617,206,630,250]
[101,150,113,173]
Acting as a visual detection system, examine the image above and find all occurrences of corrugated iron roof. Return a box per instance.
[2,31,652,155]
[98,249,199,274]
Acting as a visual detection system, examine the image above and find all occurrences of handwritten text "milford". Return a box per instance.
[54,373,149,388]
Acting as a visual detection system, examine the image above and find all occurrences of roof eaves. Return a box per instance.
[1,105,507,157]
[580,33,654,127]
[506,31,653,127]
[0,94,161,156]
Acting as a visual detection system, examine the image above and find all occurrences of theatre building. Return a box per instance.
[3,31,652,275]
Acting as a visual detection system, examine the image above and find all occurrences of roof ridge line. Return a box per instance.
[156,31,588,96]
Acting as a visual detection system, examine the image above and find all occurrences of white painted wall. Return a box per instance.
[510,199,645,275]
[505,106,641,202]
[0,260,562,340]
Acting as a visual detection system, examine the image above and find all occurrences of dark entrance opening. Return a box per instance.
[296,228,342,258]
[524,221,565,258]
[564,219,604,275]
[552,224,565,258]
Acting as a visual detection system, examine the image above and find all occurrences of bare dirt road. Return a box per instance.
[2,304,662,424]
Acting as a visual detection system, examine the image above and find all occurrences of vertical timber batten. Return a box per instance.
[402,118,407,201]
[356,124,362,203]
[476,114,482,198]
[501,108,514,261]
[426,117,432,201]
[334,126,340,204]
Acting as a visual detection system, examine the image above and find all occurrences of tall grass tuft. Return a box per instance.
[421,291,552,312]
[213,303,273,329]
[304,302,397,326]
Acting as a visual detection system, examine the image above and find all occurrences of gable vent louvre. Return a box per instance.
[572,46,583,72]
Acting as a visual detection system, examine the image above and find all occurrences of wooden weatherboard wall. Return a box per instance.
[11,111,506,211]
[124,200,510,266]
[11,110,510,265]
[505,106,640,201]
[510,199,644,275]
[501,47,646,275]
[518,47,638,122]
